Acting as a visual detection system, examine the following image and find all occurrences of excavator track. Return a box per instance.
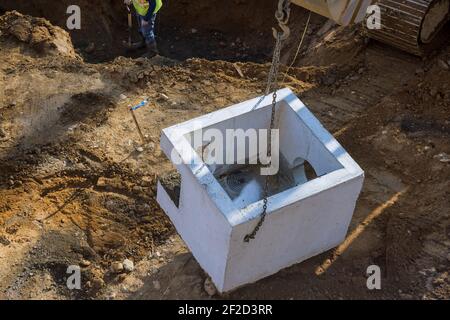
[367,0,450,55]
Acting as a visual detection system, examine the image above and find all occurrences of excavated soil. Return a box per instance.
[0,1,449,300]
[0,0,325,63]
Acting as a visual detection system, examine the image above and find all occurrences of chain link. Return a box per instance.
[244,90,278,242]
[244,1,291,242]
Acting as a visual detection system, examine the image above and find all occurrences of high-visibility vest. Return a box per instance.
[132,0,163,16]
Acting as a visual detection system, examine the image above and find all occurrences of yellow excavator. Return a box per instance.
[289,0,450,55]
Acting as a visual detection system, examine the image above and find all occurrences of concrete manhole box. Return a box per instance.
[157,88,364,292]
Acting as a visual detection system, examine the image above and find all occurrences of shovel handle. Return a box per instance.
[128,12,132,28]
[126,5,132,45]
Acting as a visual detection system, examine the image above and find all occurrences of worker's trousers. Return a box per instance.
[137,13,157,44]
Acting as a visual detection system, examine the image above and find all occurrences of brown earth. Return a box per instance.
[0,1,449,300]
[0,0,324,63]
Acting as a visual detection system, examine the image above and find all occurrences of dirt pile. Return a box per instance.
[0,11,78,58]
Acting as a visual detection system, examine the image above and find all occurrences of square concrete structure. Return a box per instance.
[157,88,364,292]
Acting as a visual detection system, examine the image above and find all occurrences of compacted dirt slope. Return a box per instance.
[0,1,449,300]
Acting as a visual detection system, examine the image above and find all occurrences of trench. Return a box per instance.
[0,0,312,63]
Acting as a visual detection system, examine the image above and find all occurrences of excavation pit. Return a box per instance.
[157,88,364,292]
[0,0,293,63]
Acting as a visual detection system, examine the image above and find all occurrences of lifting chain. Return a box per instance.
[244,0,291,243]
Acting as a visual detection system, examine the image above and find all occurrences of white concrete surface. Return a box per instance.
[157,88,364,292]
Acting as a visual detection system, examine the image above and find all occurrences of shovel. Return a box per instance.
[123,5,146,51]
[122,4,133,49]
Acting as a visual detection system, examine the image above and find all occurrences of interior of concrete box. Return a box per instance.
[182,100,343,208]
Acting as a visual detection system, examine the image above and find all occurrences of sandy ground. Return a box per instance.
[0,5,449,300]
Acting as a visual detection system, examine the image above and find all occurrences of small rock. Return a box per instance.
[111,261,124,273]
[117,273,127,282]
[0,128,6,138]
[204,277,217,296]
[85,42,96,54]
[153,280,161,290]
[123,259,134,272]
[0,235,10,246]
[119,94,127,100]
[433,276,445,285]
[137,204,151,214]
[67,124,79,132]
[147,142,155,150]
[399,293,413,299]
[97,177,107,187]
[92,278,105,289]
[433,152,450,163]
[80,259,91,267]
[322,74,336,86]
[191,28,198,34]
[437,59,449,70]
[135,146,144,153]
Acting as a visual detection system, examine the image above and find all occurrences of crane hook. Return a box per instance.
[272,0,291,40]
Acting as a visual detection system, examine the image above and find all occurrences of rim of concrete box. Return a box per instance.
[160,88,364,227]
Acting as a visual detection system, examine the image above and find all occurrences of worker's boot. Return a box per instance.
[129,38,146,50]
[124,34,146,51]
[141,41,158,59]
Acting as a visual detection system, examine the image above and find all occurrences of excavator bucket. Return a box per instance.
[291,0,372,25]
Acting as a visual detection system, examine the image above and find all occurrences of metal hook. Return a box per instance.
[272,0,291,40]
[272,23,290,41]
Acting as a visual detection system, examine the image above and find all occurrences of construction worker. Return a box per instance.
[124,0,163,58]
